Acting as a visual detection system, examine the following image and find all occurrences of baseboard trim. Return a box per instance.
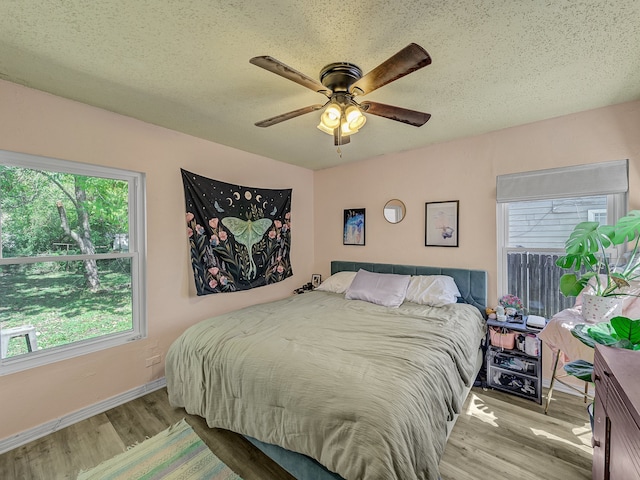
[0,375,591,456]
[0,377,167,455]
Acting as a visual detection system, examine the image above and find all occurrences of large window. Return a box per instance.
[0,150,146,375]
[497,160,628,318]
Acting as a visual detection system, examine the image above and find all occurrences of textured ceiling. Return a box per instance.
[1,1,639,170]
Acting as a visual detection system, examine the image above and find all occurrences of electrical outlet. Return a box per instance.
[145,355,161,367]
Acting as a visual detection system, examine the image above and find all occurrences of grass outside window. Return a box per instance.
[0,259,133,358]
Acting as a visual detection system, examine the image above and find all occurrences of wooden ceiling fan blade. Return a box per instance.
[250,56,330,95]
[360,101,431,127]
[255,104,325,127]
[350,43,431,96]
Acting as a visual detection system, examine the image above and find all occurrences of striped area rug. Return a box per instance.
[78,419,242,480]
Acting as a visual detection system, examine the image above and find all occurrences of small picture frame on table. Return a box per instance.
[425,200,459,247]
[311,274,322,288]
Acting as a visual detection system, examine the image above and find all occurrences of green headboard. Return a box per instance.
[331,260,487,312]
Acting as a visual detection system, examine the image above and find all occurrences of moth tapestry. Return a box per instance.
[182,169,292,295]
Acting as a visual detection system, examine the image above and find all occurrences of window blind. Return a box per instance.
[496,159,628,203]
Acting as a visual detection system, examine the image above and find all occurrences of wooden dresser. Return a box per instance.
[592,345,640,479]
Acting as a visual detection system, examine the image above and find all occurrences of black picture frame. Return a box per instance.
[343,208,366,246]
[425,200,459,247]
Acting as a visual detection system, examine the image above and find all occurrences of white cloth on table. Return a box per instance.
[538,307,594,365]
[539,280,640,365]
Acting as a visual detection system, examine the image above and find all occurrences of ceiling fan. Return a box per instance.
[250,43,432,146]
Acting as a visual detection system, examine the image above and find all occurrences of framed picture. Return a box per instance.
[311,274,322,288]
[425,200,459,247]
[343,208,366,246]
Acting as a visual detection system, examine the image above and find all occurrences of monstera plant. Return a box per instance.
[556,210,640,298]
[564,316,640,382]
[563,316,640,431]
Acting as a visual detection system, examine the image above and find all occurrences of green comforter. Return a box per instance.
[166,291,485,480]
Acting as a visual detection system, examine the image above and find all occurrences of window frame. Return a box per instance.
[588,209,607,223]
[497,193,627,307]
[0,149,147,375]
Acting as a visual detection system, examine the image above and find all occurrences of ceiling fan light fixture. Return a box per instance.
[340,118,357,135]
[319,101,367,138]
[317,122,336,135]
[318,102,344,135]
[320,104,341,127]
[344,105,366,132]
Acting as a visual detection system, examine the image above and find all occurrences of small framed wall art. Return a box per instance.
[425,200,459,247]
[343,208,366,246]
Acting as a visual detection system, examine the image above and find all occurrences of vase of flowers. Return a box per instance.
[499,294,524,317]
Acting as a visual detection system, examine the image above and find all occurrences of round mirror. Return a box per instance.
[383,199,406,224]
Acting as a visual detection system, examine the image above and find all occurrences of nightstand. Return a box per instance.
[486,318,545,404]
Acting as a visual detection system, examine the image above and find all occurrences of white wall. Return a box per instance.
[314,100,640,383]
[2,78,639,441]
[0,80,315,440]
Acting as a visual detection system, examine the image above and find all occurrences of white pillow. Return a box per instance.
[315,271,357,294]
[405,275,461,306]
[345,269,411,308]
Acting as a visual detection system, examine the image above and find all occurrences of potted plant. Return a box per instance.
[564,316,640,380]
[556,210,640,320]
[563,316,640,430]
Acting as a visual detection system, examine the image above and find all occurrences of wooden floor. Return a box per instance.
[0,386,592,480]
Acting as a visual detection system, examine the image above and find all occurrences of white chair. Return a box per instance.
[544,346,593,414]
[538,308,594,414]
[541,284,640,413]
[0,325,38,358]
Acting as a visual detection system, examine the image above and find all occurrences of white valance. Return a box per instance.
[496,159,628,203]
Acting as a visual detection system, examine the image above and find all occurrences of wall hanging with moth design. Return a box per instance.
[181,169,292,295]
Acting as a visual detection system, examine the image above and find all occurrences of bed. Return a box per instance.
[166,261,487,480]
